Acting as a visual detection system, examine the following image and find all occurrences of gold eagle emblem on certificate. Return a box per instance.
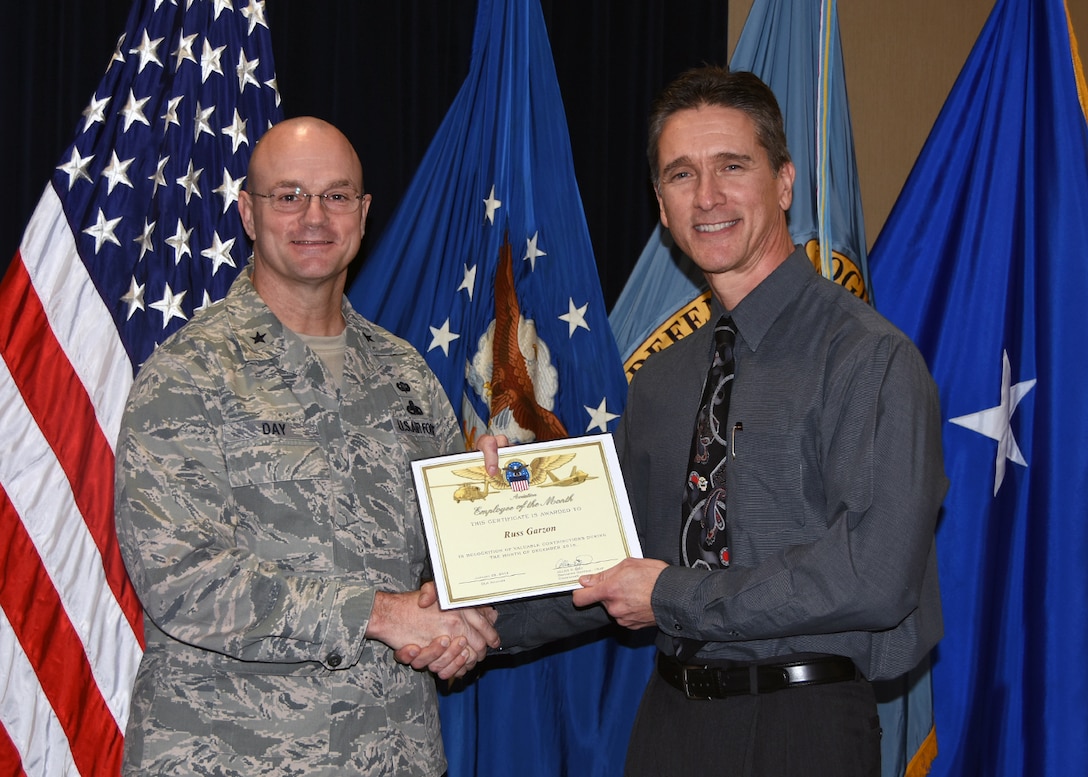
[448,453,575,501]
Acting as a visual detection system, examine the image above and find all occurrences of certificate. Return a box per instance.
[411,433,642,609]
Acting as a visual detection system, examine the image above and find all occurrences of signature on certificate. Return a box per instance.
[555,555,594,570]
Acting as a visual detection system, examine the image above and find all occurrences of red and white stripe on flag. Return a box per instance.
[0,189,143,776]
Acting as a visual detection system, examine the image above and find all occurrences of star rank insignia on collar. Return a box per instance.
[251,331,267,344]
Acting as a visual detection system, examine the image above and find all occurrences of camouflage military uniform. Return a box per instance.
[115,270,462,776]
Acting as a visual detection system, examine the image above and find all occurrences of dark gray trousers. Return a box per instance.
[624,668,881,777]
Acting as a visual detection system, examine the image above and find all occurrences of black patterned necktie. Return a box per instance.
[681,316,736,570]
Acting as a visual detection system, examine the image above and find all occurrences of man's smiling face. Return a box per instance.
[239,119,370,293]
[654,104,795,304]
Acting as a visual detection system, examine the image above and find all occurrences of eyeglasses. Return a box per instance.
[248,187,366,214]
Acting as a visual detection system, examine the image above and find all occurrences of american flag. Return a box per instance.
[0,1,281,773]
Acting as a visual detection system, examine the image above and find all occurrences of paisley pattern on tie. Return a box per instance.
[681,316,736,570]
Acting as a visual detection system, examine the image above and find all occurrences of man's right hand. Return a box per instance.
[392,583,477,673]
[367,584,499,680]
[391,434,513,675]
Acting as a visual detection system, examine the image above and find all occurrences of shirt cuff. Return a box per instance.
[319,583,375,670]
[651,564,734,641]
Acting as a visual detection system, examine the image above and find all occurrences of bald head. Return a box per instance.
[237,117,371,329]
[247,117,364,195]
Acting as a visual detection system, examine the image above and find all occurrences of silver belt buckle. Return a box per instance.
[681,665,713,700]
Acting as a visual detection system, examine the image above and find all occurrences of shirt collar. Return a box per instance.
[720,246,814,352]
[225,269,290,362]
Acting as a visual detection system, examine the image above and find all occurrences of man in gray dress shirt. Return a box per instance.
[404,67,946,777]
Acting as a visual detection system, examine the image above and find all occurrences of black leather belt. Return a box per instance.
[657,653,859,700]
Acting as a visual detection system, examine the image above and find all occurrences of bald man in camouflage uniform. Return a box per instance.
[115,117,498,776]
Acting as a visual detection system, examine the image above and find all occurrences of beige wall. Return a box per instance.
[728,0,1088,250]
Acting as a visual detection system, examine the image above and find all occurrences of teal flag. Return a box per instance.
[611,0,870,368]
[608,224,708,380]
[731,0,869,300]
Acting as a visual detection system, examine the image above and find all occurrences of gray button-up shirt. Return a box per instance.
[497,248,946,681]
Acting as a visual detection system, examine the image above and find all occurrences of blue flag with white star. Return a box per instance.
[0,0,280,772]
[869,0,1088,772]
[347,1,643,775]
[348,0,626,448]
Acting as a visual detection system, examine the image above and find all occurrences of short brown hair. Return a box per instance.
[647,66,791,190]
